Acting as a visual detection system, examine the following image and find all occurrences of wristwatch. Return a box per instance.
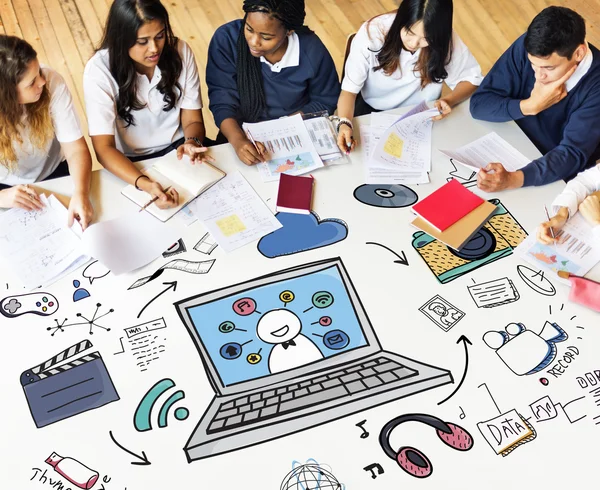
[184,137,203,147]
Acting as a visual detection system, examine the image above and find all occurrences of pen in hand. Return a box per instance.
[246,130,264,161]
[544,205,558,250]
[139,186,172,212]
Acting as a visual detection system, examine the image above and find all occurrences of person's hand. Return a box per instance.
[140,180,179,210]
[579,194,600,226]
[520,65,577,116]
[477,163,524,192]
[537,207,568,245]
[232,137,266,166]
[68,192,94,230]
[432,98,452,121]
[336,124,356,154]
[0,184,44,211]
[177,141,216,164]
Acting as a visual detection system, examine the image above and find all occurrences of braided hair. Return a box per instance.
[236,0,309,123]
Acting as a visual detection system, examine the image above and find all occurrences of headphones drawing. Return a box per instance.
[379,413,474,478]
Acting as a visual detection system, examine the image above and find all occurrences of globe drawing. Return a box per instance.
[280,460,344,490]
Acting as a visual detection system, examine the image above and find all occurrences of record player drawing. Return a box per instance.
[412,199,527,284]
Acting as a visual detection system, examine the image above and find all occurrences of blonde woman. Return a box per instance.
[0,35,93,228]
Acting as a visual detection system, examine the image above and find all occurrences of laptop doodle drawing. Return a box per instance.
[175,257,453,462]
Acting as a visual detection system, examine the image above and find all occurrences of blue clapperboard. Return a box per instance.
[20,340,119,428]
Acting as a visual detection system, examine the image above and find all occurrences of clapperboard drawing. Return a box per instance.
[20,340,119,428]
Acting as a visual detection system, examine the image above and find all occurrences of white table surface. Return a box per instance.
[2,101,598,490]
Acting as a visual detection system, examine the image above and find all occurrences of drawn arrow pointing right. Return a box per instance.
[137,281,178,319]
[109,431,151,466]
[365,241,409,266]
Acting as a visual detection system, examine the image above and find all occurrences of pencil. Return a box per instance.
[139,186,172,212]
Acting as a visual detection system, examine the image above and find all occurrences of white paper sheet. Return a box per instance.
[243,114,324,182]
[0,194,89,289]
[81,210,179,275]
[360,126,429,186]
[516,212,600,281]
[439,132,531,172]
[303,117,344,163]
[370,108,437,172]
[190,171,282,253]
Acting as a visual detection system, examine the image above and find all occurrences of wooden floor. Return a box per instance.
[1,0,600,149]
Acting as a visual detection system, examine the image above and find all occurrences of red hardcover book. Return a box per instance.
[412,179,484,231]
[276,173,314,214]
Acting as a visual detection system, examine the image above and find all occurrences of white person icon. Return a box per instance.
[257,308,323,374]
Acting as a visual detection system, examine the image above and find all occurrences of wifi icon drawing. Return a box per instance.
[133,378,189,432]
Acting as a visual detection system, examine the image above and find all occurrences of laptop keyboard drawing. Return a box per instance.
[175,258,452,462]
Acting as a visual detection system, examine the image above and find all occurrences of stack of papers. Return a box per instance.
[243,114,324,182]
[516,212,600,281]
[190,171,282,253]
[360,102,436,185]
[0,195,90,289]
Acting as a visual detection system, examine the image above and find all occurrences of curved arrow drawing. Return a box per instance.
[437,335,472,405]
[109,431,151,466]
[137,281,177,319]
[365,241,409,266]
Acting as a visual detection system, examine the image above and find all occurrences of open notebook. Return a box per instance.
[122,152,226,221]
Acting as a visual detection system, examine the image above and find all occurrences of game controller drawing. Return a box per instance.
[1,292,59,318]
[483,321,568,375]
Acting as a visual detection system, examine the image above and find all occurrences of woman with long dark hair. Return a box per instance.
[206,0,340,166]
[84,0,211,209]
[0,35,93,228]
[336,0,482,153]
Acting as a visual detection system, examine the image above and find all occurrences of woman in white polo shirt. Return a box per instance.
[84,0,211,209]
[336,0,482,153]
[0,36,93,228]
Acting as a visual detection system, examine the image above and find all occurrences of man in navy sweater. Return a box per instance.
[470,7,600,191]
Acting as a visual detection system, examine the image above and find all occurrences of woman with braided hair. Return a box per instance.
[0,35,94,229]
[206,0,340,165]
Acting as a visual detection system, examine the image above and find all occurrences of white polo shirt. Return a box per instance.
[0,67,82,186]
[259,32,300,72]
[83,40,202,157]
[342,13,483,110]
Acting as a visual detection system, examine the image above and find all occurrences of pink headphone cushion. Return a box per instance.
[437,423,473,451]
[396,447,432,478]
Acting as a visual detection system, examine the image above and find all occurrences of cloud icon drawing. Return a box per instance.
[258,212,348,258]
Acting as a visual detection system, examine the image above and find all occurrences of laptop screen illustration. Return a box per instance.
[186,264,369,387]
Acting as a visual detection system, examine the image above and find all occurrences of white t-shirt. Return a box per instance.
[341,13,483,110]
[0,67,82,186]
[83,40,202,157]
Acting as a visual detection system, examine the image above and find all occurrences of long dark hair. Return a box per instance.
[0,35,53,169]
[237,0,310,123]
[99,0,182,127]
[372,0,453,88]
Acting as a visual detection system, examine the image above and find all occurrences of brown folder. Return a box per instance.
[411,200,498,251]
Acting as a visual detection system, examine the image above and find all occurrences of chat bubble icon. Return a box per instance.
[82,260,111,284]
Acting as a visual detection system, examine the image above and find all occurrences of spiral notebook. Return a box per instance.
[121,152,226,222]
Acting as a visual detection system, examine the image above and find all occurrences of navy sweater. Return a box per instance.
[206,20,341,128]
[470,35,600,186]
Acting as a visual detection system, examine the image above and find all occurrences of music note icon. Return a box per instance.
[356,419,369,438]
